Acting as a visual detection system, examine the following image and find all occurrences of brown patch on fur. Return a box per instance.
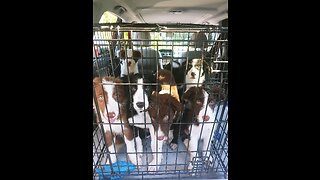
[120,49,142,61]
[105,131,113,147]
[211,84,226,101]
[93,77,109,122]
[148,92,182,137]
[156,69,180,102]
[157,69,176,85]
[170,86,214,149]
[123,128,134,140]
[105,133,125,148]
[205,83,226,108]
[93,75,132,143]
[111,77,127,105]
[182,86,205,118]
[115,135,124,145]
[94,76,128,120]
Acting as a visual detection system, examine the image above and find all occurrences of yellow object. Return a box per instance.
[161,85,180,102]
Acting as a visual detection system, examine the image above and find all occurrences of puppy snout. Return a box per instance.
[107,112,116,119]
[136,102,144,108]
[209,100,215,109]
[202,115,210,121]
[127,61,132,66]
[157,136,167,141]
[191,72,196,77]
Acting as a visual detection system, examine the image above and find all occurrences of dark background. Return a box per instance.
[1,0,318,179]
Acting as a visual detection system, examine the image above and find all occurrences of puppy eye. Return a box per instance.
[196,100,202,105]
[131,87,137,92]
[98,95,103,101]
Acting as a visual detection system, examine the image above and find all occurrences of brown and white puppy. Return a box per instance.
[154,69,182,151]
[147,92,182,171]
[170,86,224,170]
[185,58,210,91]
[93,76,142,165]
[119,49,141,78]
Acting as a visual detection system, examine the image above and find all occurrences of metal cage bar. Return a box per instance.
[93,23,228,180]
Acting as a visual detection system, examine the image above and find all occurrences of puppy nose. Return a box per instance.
[202,115,210,121]
[191,72,196,77]
[107,112,116,119]
[157,136,167,141]
[136,102,144,108]
[127,61,132,66]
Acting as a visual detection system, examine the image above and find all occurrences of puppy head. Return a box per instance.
[186,59,205,80]
[120,49,141,76]
[185,59,208,90]
[182,86,204,113]
[206,83,226,109]
[182,86,215,122]
[120,49,141,62]
[156,69,176,85]
[93,76,127,124]
[129,74,154,114]
[148,92,182,141]
[190,32,208,49]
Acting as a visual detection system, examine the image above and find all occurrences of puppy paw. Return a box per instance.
[183,139,190,148]
[187,162,198,176]
[168,130,174,142]
[170,143,178,150]
[128,117,133,125]
[148,160,159,172]
[137,156,143,165]
[129,155,143,166]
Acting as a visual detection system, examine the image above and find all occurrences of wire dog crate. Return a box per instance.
[93,23,228,180]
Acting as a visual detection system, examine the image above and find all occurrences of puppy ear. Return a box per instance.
[163,115,169,122]
[134,73,143,79]
[120,75,129,83]
[169,96,183,113]
[93,77,102,87]
[182,86,195,102]
[120,49,126,59]
[212,84,226,101]
[132,50,141,61]
[181,60,187,67]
